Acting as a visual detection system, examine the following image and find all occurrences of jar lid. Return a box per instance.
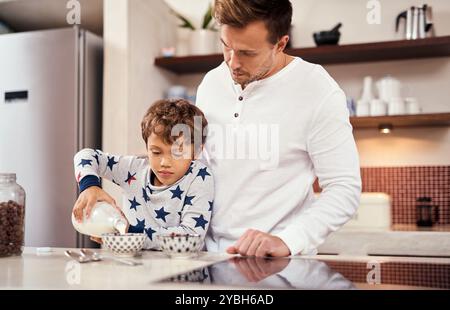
[0,173,16,183]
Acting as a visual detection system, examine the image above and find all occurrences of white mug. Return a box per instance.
[356,100,370,117]
[370,99,387,116]
[388,97,405,115]
[405,97,421,114]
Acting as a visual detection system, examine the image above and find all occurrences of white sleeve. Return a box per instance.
[73,148,146,191]
[274,89,362,255]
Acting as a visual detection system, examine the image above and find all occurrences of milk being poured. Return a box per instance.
[71,202,128,237]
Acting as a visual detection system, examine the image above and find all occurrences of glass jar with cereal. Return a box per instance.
[0,173,26,257]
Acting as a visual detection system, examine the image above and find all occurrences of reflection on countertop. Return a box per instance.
[160,255,450,290]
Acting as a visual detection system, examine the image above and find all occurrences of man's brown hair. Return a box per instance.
[141,99,208,151]
[213,0,292,44]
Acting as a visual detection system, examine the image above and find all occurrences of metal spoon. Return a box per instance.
[64,250,92,263]
[80,248,142,266]
[80,249,101,261]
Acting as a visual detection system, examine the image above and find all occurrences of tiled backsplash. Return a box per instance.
[314,166,450,225]
[324,261,450,289]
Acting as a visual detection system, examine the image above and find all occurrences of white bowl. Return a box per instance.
[156,233,202,258]
[102,233,146,257]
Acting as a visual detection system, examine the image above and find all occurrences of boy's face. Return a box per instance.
[147,133,194,187]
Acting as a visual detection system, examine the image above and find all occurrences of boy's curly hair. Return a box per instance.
[141,99,208,151]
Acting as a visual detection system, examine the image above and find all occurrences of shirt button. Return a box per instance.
[234,113,239,118]
[238,96,243,101]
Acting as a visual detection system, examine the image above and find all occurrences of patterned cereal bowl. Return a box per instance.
[157,233,202,258]
[102,233,146,257]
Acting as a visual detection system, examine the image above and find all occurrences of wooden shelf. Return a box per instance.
[350,113,450,129]
[154,36,450,74]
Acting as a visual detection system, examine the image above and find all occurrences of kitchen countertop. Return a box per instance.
[0,247,232,290]
[319,229,450,257]
[1,247,449,290]
[392,224,450,232]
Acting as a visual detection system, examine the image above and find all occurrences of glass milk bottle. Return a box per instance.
[71,201,128,238]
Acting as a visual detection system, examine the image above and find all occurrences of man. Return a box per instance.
[196,0,361,257]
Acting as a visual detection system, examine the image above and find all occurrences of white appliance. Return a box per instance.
[314,192,392,231]
[343,193,392,230]
[0,27,103,247]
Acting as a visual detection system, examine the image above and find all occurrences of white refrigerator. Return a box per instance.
[0,27,103,248]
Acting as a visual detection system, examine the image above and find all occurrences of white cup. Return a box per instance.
[370,99,387,116]
[356,100,370,117]
[405,97,421,114]
[388,97,405,115]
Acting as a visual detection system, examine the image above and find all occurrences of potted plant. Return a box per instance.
[172,4,218,56]
[172,10,195,56]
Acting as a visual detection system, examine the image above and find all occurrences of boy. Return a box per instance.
[72,99,213,249]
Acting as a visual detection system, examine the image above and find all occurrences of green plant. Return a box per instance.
[201,4,214,30]
[172,4,216,31]
[172,10,195,30]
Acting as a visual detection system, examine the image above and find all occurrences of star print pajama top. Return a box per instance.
[73,148,214,250]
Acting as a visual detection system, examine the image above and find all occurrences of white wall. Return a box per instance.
[102,0,177,204]
[170,0,450,167]
[290,0,450,47]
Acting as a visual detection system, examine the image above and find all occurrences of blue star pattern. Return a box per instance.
[192,214,209,230]
[145,226,157,240]
[128,197,141,211]
[146,185,153,195]
[185,163,194,175]
[208,201,214,212]
[74,148,214,251]
[142,187,150,203]
[125,172,137,185]
[78,159,92,167]
[183,195,195,207]
[170,185,184,200]
[197,167,211,181]
[128,218,145,233]
[92,153,100,165]
[155,207,170,222]
[107,156,118,171]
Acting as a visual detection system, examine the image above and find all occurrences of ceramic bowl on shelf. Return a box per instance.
[313,23,342,46]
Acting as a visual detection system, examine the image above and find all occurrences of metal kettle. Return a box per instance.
[396,4,434,40]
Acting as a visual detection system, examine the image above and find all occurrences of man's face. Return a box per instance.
[221,21,279,87]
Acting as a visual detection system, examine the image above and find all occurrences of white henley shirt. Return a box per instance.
[196,57,361,255]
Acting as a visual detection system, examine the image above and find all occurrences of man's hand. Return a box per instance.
[226,229,291,257]
[72,186,121,222]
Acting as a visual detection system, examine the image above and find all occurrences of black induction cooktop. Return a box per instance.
[159,256,450,290]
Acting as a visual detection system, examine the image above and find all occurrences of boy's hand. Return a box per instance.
[90,236,103,244]
[73,186,121,222]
